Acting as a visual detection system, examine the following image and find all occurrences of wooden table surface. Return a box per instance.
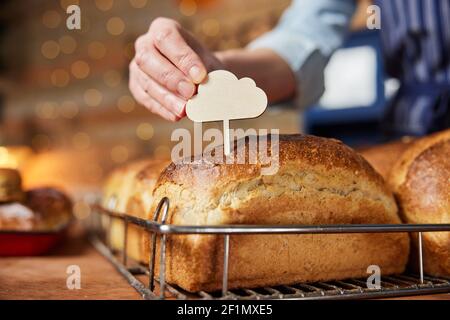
[0,226,140,300]
[1,225,449,300]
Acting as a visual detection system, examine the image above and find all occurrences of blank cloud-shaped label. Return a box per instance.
[186,70,268,122]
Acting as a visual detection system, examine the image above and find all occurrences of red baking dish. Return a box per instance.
[0,225,69,256]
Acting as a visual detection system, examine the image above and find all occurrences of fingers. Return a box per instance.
[131,60,186,117]
[135,46,196,99]
[151,19,207,84]
[129,62,180,122]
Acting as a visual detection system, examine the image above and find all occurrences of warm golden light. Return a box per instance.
[51,69,70,87]
[106,17,125,36]
[179,0,197,16]
[202,18,220,37]
[103,70,121,87]
[0,147,17,169]
[136,123,154,140]
[129,0,148,8]
[88,41,106,60]
[95,0,114,11]
[41,40,60,59]
[71,60,90,79]
[35,102,58,119]
[117,95,136,113]
[84,89,103,107]
[111,145,129,163]
[42,10,61,29]
[59,35,77,54]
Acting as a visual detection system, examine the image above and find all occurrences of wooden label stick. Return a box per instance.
[223,118,230,155]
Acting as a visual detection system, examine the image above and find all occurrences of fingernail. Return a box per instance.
[177,80,195,98]
[165,94,185,116]
[189,66,206,84]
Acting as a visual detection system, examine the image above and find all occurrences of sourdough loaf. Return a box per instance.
[144,134,409,292]
[388,129,450,276]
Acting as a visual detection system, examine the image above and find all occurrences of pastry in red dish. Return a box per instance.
[0,169,73,256]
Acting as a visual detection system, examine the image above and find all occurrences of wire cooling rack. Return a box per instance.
[89,198,450,300]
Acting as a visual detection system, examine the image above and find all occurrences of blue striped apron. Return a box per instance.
[375,0,450,137]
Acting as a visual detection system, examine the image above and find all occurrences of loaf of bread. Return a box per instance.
[388,129,450,276]
[102,158,170,261]
[128,134,407,292]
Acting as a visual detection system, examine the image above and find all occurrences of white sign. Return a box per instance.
[186,70,268,155]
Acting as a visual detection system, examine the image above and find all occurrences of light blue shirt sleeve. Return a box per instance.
[248,0,356,108]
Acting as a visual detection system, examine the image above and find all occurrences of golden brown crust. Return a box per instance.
[388,129,450,276]
[148,134,409,292]
[388,129,450,192]
[158,135,389,195]
[0,168,24,203]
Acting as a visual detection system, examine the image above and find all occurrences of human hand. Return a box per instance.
[129,18,223,121]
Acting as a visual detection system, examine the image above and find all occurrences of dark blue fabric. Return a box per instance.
[375,0,450,137]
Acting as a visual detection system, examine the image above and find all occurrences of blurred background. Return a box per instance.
[0,0,377,206]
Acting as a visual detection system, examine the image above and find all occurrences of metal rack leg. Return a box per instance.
[418,232,424,284]
[106,215,112,249]
[149,232,158,291]
[123,218,128,266]
[147,198,170,297]
[222,234,230,297]
[159,234,167,299]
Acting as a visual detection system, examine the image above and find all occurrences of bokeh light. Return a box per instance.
[35,102,58,119]
[51,69,70,87]
[41,40,60,59]
[95,0,114,11]
[60,101,79,119]
[106,17,125,36]
[111,145,129,163]
[71,60,90,79]
[103,70,121,87]
[202,18,220,37]
[136,123,154,140]
[42,10,61,29]
[59,35,77,54]
[179,0,197,16]
[117,95,136,113]
[84,89,103,107]
[129,0,148,8]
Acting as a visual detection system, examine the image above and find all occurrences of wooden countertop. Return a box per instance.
[0,226,140,300]
[1,225,449,300]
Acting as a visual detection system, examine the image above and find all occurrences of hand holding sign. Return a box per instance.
[186,70,268,155]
